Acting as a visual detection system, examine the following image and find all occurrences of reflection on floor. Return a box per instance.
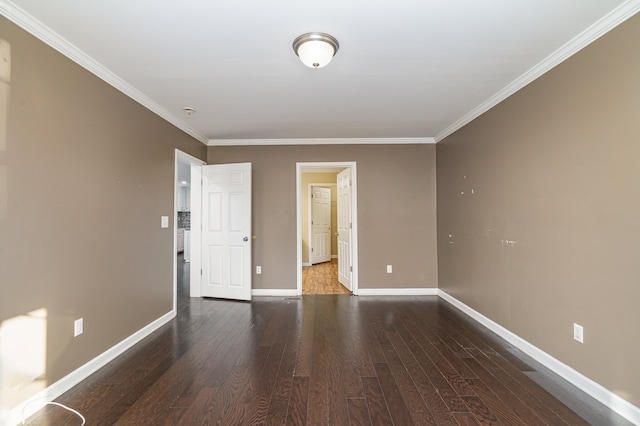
[302,259,351,294]
[177,253,190,312]
[25,295,631,425]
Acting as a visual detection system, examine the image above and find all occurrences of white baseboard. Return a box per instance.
[358,288,438,296]
[5,310,176,426]
[438,290,640,425]
[302,262,311,267]
[251,289,299,297]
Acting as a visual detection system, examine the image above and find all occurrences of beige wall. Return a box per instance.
[0,16,206,410]
[437,14,640,406]
[208,144,438,290]
[301,172,337,265]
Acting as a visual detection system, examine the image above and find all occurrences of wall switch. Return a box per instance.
[161,216,169,228]
[573,323,583,343]
[386,265,393,273]
[74,318,84,337]
[256,266,262,274]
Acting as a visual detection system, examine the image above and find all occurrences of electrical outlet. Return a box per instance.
[256,266,262,274]
[573,323,583,343]
[386,265,392,273]
[74,318,84,337]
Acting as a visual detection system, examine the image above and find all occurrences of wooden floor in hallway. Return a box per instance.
[302,259,351,295]
[24,256,633,425]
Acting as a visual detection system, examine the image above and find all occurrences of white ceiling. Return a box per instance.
[2,0,638,145]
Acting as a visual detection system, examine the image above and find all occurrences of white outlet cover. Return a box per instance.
[74,318,84,337]
[256,266,262,274]
[573,323,583,343]
[386,265,392,273]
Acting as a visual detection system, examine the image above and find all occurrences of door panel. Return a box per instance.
[201,163,252,301]
[337,169,352,290]
[311,186,332,264]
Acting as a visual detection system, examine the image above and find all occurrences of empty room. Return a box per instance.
[1,1,639,424]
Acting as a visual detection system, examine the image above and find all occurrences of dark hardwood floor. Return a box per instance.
[25,255,632,425]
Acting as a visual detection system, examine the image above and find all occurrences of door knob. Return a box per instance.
[243,236,249,241]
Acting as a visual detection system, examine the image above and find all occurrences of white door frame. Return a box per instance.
[296,162,358,295]
[174,150,206,311]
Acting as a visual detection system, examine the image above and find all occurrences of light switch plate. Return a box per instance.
[573,323,583,343]
[74,318,83,337]
[161,216,169,228]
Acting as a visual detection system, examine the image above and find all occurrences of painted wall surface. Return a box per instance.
[301,172,337,265]
[437,14,640,406]
[208,144,438,290]
[0,16,206,411]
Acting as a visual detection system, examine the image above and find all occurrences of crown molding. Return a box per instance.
[3,0,637,147]
[435,0,640,143]
[208,137,435,146]
[0,0,209,145]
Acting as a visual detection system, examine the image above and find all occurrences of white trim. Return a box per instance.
[2,0,638,148]
[0,1,209,145]
[438,290,640,425]
[251,289,299,297]
[5,310,175,426]
[4,0,637,148]
[302,262,311,267]
[208,137,435,146]
[358,288,438,296]
[435,0,640,142]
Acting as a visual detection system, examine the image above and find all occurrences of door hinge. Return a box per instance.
[350,222,352,229]
[350,266,353,272]
[200,269,203,276]
[311,248,314,252]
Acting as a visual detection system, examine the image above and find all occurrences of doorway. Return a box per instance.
[305,183,343,294]
[174,150,205,311]
[296,162,358,295]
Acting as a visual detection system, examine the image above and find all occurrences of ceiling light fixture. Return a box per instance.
[293,32,339,69]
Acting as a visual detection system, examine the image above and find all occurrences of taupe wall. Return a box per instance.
[301,172,337,265]
[437,14,640,406]
[208,144,438,290]
[0,16,206,409]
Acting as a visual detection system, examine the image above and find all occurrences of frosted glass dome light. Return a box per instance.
[293,33,339,69]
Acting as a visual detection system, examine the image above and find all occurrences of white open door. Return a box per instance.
[337,168,352,290]
[201,163,252,301]
[311,186,331,264]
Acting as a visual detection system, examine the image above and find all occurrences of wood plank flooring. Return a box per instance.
[24,256,633,425]
[303,260,351,295]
